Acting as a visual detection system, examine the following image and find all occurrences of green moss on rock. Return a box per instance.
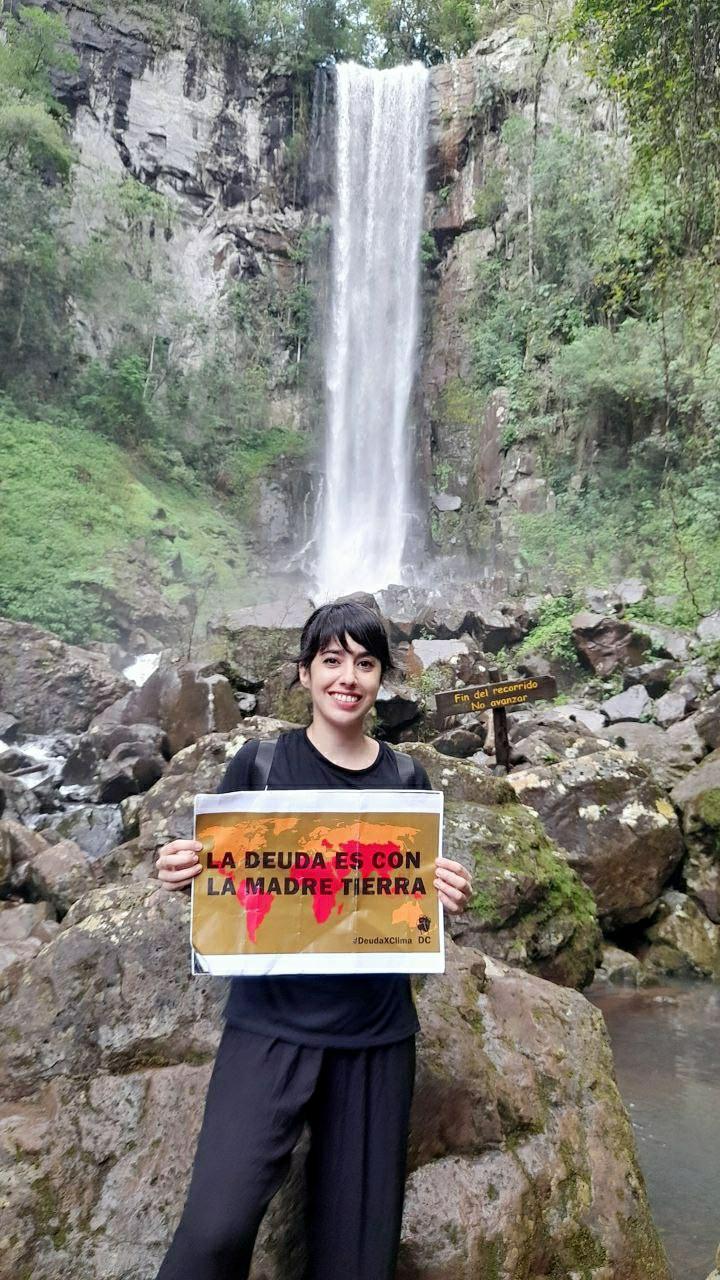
[446,800,601,987]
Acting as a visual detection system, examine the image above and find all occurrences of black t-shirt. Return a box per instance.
[217,728,433,1048]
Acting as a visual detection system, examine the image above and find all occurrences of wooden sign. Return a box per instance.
[434,675,557,719]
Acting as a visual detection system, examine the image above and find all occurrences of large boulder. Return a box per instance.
[206,601,308,691]
[622,659,680,696]
[0,901,59,976]
[444,799,601,988]
[38,804,125,862]
[509,718,605,768]
[24,838,98,917]
[507,749,684,928]
[633,621,694,662]
[641,890,720,979]
[595,943,654,987]
[0,819,50,894]
[600,684,653,723]
[0,884,669,1280]
[376,585,531,651]
[0,770,40,823]
[599,717,706,791]
[255,663,312,725]
[671,750,720,922]
[119,663,241,755]
[571,612,648,675]
[134,717,298,861]
[0,617,131,735]
[695,691,720,751]
[402,943,670,1280]
[401,743,516,805]
[62,722,169,790]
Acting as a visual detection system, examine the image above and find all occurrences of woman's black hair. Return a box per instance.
[298,600,393,676]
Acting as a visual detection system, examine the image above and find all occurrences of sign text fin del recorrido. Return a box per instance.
[434,675,557,719]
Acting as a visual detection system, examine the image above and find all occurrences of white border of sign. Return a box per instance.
[191,788,445,976]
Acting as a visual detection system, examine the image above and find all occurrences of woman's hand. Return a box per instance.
[156,839,204,891]
[434,856,472,915]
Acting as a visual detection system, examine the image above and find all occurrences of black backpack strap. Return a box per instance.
[394,750,416,788]
[251,739,277,790]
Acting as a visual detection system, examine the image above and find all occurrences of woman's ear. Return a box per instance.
[298,662,311,690]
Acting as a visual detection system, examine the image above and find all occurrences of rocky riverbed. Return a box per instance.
[1,584,719,1277]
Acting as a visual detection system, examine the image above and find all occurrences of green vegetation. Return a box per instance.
[123,0,505,68]
[515,595,579,664]
[459,9,720,621]
[0,5,315,642]
[514,454,720,623]
[0,404,252,642]
[572,0,720,244]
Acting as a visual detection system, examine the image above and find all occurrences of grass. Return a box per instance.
[0,405,252,643]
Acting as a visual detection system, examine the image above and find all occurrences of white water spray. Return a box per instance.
[315,62,428,599]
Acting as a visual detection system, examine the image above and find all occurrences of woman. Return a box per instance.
[155,599,473,1280]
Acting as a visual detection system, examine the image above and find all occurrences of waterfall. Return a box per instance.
[314,61,428,600]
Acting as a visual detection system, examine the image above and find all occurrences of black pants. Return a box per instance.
[156,1025,416,1280]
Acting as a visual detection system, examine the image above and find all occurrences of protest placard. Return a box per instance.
[191,789,444,976]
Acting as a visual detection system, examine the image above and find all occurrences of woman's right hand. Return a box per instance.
[156,839,204,891]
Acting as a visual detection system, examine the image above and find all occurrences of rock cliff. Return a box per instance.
[43,0,609,575]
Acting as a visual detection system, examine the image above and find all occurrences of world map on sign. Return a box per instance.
[198,815,427,943]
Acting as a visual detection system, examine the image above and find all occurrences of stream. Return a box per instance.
[589,979,720,1280]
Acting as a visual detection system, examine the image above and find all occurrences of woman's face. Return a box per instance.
[299,632,382,728]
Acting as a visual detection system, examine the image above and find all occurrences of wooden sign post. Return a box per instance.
[433,675,557,771]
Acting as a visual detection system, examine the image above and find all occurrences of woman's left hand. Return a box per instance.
[434,856,472,915]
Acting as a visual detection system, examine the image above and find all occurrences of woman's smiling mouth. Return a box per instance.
[329,691,362,705]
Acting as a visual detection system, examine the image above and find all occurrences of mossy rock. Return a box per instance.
[402,742,516,805]
[671,750,720,923]
[444,799,601,989]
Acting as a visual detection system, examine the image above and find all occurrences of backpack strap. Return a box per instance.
[394,750,416,788]
[252,737,415,789]
[251,738,277,790]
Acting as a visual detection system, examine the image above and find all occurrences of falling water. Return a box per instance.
[315,61,428,599]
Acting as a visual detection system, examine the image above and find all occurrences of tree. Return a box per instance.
[0,5,76,174]
[572,0,720,245]
[0,6,78,391]
[368,0,480,64]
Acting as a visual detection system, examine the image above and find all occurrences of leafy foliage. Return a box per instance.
[368,0,480,64]
[572,0,720,244]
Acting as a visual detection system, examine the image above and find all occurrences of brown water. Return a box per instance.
[589,980,720,1280]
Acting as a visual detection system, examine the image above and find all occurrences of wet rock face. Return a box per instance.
[0,618,131,736]
[57,0,300,294]
[0,889,669,1280]
[508,748,684,929]
[207,616,305,692]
